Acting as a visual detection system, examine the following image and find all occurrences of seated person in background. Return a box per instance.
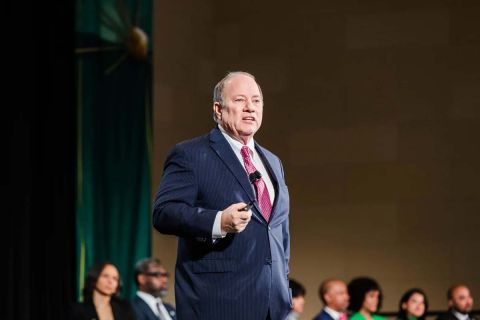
[347,277,385,320]
[313,279,350,320]
[287,279,307,320]
[132,257,176,320]
[437,284,476,320]
[397,288,429,320]
[70,262,136,320]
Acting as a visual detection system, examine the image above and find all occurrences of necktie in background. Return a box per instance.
[156,300,169,320]
[240,146,272,222]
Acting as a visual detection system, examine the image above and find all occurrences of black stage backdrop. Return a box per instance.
[4,0,76,319]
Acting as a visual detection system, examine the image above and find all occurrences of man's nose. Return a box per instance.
[244,100,255,111]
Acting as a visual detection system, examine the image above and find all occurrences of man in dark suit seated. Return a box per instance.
[313,279,350,320]
[132,258,176,320]
[437,284,475,320]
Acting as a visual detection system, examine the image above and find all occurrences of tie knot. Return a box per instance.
[241,146,251,160]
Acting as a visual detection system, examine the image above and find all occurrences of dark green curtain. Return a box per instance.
[75,0,152,300]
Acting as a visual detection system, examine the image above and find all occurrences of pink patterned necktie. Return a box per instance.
[240,146,272,222]
[339,313,348,320]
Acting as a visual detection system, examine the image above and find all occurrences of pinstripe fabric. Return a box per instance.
[153,127,292,320]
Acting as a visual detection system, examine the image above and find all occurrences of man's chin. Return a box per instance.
[454,308,472,315]
[238,129,257,139]
[152,289,168,298]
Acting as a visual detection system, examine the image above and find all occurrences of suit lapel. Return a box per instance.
[111,298,124,320]
[135,296,162,320]
[321,309,335,320]
[83,302,98,319]
[209,128,266,224]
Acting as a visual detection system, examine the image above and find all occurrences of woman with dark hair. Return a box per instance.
[70,262,136,320]
[397,288,428,320]
[348,277,385,320]
[287,278,307,320]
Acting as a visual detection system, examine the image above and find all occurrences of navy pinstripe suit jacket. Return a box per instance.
[153,127,291,320]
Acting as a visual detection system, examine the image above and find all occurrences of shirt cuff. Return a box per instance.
[212,211,227,239]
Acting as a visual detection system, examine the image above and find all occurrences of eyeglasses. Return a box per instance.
[144,272,169,278]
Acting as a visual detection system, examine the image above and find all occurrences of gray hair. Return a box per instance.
[134,257,161,286]
[212,71,263,123]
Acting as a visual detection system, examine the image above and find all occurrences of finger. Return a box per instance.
[238,211,251,219]
[240,219,251,228]
[233,202,247,210]
[237,219,248,226]
[236,224,246,231]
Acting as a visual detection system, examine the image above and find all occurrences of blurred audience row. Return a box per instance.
[70,258,176,320]
[287,277,476,320]
[70,261,475,320]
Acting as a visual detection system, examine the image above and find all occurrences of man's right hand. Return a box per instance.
[220,202,252,234]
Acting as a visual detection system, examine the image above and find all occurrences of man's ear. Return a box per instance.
[324,293,331,304]
[138,274,146,286]
[448,299,453,308]
[213,102,222,120]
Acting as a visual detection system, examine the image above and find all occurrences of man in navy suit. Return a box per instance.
[132,257,176,320]
[153,71,291,319]
[313,279,350,320]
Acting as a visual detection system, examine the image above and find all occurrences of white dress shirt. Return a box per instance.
[453,310,470,320]
[325,306,343,320]
[212,125,276,238]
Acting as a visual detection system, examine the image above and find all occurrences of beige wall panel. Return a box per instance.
[153,1,480,318]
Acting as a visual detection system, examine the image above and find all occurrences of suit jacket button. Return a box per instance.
[265,258,272,265]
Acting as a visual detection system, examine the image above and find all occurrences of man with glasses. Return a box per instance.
[132,257,176,320]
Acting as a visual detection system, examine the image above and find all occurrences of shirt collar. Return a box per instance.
[453,310,470,320]
[324,306,342,320]
[136,291,162,309]
[218,125,255,152]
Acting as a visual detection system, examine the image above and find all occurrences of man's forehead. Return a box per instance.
[328,280,345,289]
[224,75,260,92]
[148,263,164,270]
[453,287,469,296]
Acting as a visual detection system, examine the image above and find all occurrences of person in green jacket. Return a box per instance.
[347,277,385,320]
